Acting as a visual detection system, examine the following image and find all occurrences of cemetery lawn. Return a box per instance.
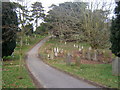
[39,38,119,88]
[2,35,46,88]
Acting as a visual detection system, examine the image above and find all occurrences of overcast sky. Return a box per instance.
[6,0,116,30]
[9,0,116,12]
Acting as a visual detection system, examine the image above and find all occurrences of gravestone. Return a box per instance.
[45,48,46,50]
[65,42,66,45]
[74,44,76,47]
[50,51,54,59]
[112,57,120,76]
[103,50,105,53]
[82,49,85,59]
[93,50,97,61]
[54,48,56,53]
[76,45,78,48]
[82,46,84,49]
[11,53,15,58]
[56,47,59,53]
[60,49,63,54]
[26,39,28,45]
[86,52,90,60]
[75,56,81,66]
[54,52,58,57]
[28,42,30,45]
[47,54,50,59]
[87,47,92,60]
[35,34,36,38]
[79,48,82,52]
[66,53,72,66]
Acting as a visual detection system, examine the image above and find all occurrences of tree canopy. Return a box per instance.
[45,2,111,49]
[110,1,120,57]
[2,2,18,57]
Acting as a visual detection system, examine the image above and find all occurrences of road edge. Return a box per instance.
[24,56,44,88]
[24,36,48,88]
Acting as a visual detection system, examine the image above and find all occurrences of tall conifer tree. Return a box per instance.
[110,1,120,57]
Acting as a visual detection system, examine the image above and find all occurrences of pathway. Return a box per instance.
[26,36,98,88]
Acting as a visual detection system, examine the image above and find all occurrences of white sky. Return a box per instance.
[9,0,116,13]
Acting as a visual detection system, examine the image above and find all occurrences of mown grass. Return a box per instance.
[48,61,119,88]
[40,38,119,89]
[2,34,46,88]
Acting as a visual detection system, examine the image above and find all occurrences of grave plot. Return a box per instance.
[40,38,114,65]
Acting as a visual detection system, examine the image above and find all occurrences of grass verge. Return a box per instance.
[2,34,46,88]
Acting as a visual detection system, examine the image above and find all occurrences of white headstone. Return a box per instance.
[48,54,50,58]
[79,48,82,52]
[65,42,66,44]
[55,52,58,57]
[89,47,92,51]
[82,46,84,49]
[54,48,56,53]
[56,47,59,53]
[103,50,105,53]
[76,45,79,48]
[74,44,75,47]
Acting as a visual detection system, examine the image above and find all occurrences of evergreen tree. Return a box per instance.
[2,2,18,57]
[31,2,45,28]
[110,1,120,57]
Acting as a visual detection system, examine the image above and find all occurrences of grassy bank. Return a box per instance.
[2,34,46,88]
[39,38,119,88]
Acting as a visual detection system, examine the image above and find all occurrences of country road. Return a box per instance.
[26,36,98,88]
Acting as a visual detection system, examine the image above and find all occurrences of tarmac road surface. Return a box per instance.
[26,36,98,88]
